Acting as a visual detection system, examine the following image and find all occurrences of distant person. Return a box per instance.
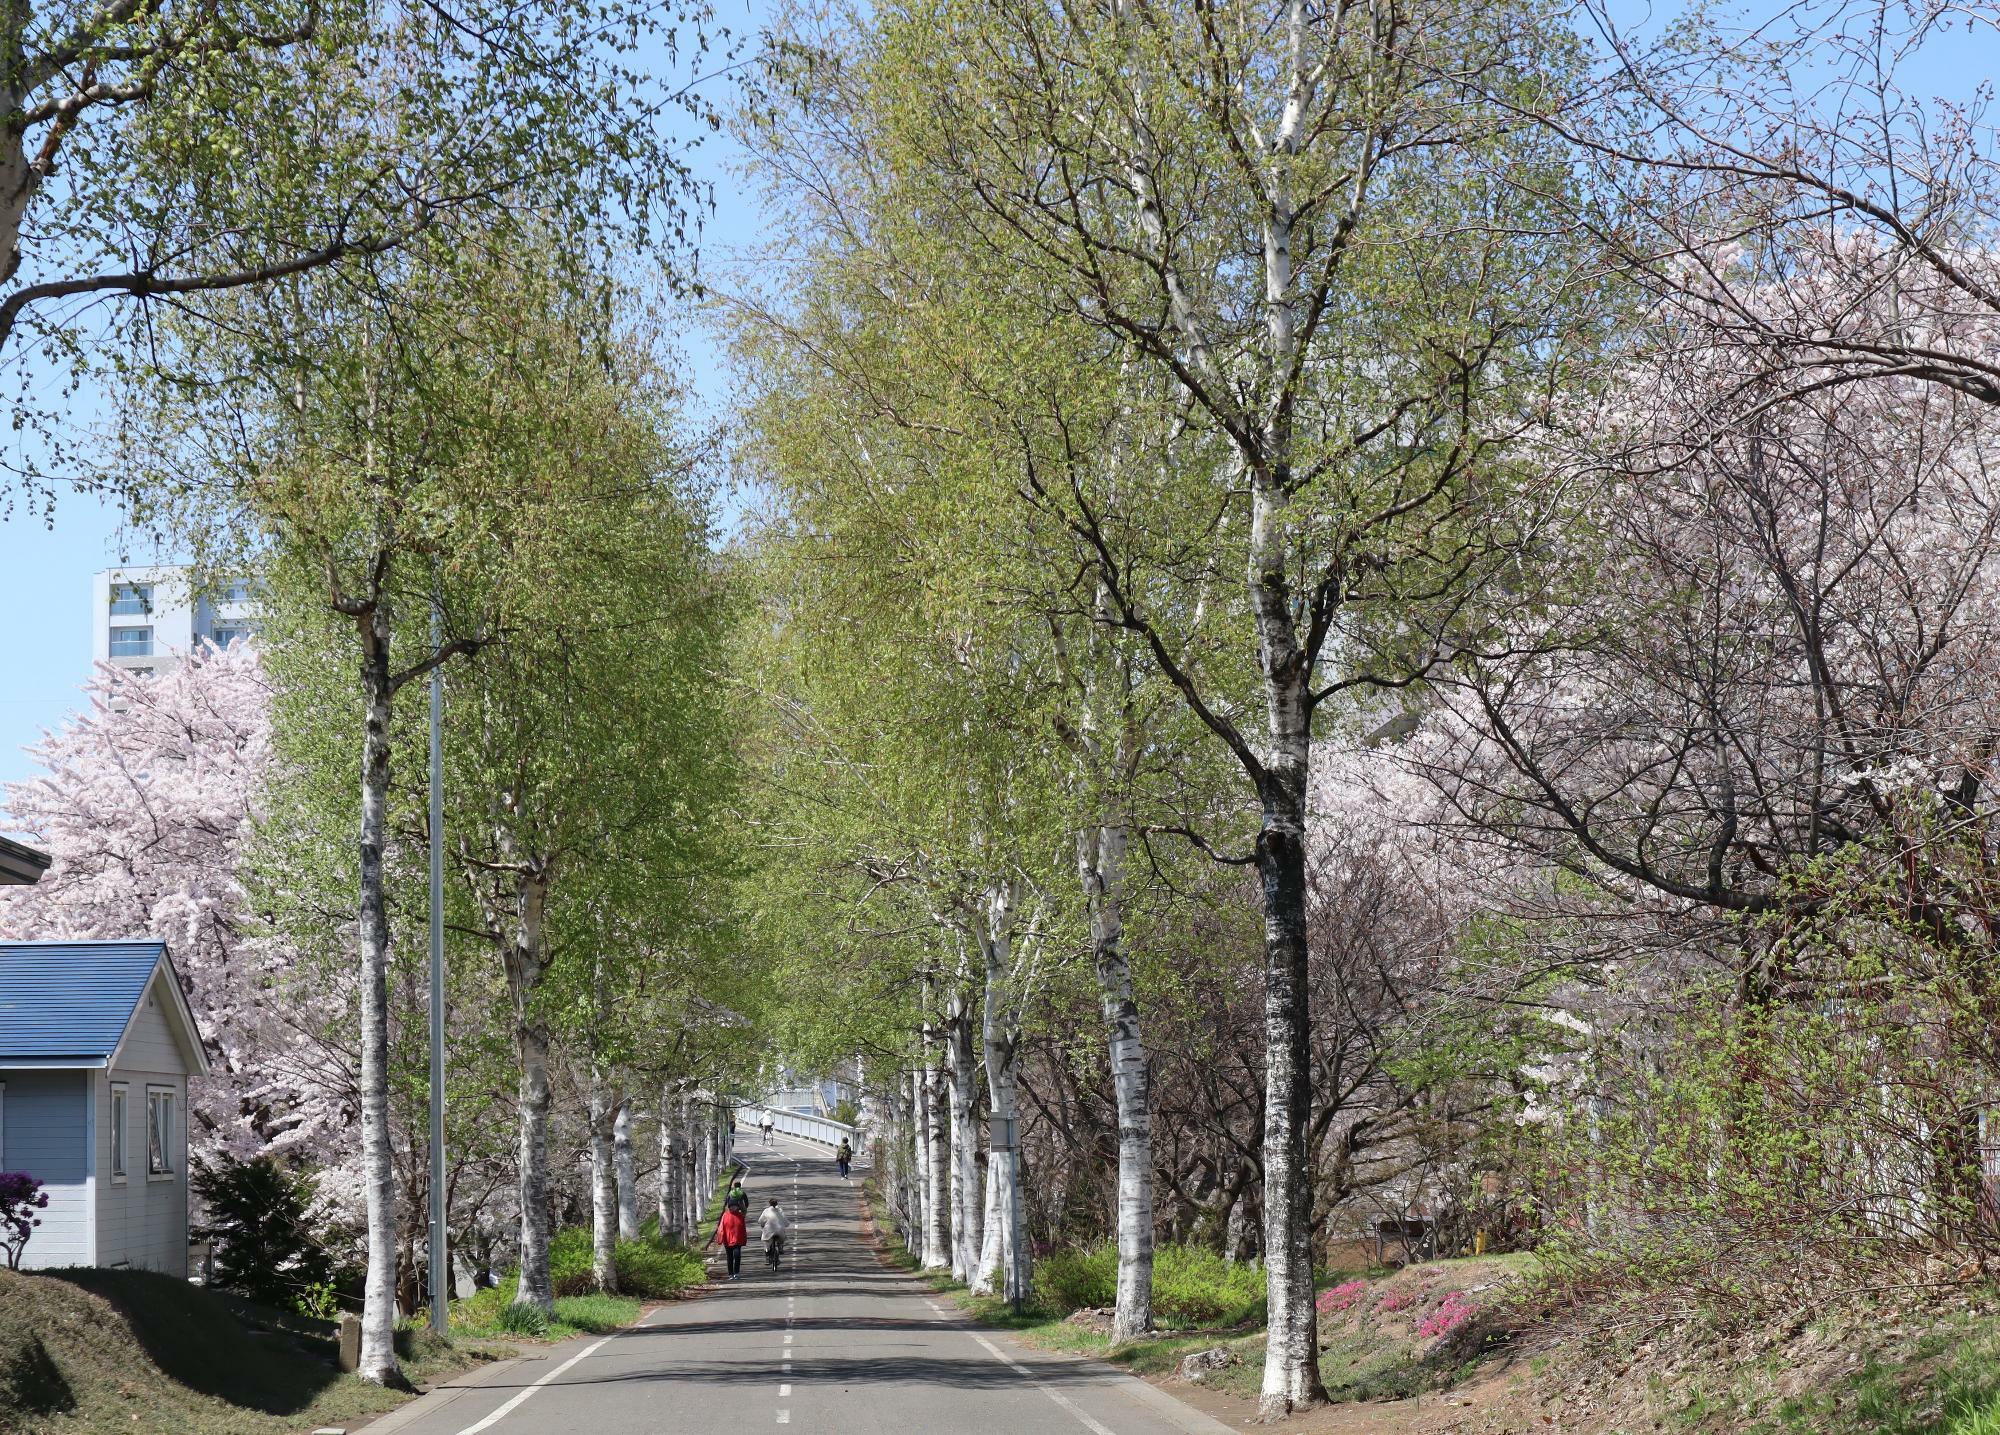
[760,1198,789,1270]
[760,1113,775,1145]
[835,1138,853,1179]
[712,1202,748,1281]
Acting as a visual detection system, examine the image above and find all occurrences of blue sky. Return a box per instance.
[0,0,1993,819]
[0,1,769,818]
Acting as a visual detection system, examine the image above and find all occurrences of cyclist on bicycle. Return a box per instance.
[759,1198,789,1270]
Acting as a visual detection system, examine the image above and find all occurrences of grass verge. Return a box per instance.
[0,1267,498,1435]
[449,1288,645,1342]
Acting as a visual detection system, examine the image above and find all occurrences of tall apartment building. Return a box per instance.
[92,565,258,677]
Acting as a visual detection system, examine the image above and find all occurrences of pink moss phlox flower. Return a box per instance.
[1414,1290,1477,1340]
[1315,1278,1369,1314]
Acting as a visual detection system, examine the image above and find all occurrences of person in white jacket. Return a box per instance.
[759,1198,789,1270]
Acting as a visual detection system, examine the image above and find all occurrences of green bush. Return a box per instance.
[1034,1244,1117,1314]
[611,1235,706,1297]
[547,1225,705,1298]
[1152,1244,1265,1327]
[1031,1243,1265,1329]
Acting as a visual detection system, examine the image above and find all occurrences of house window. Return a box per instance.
[207,624,251,648]
[146,1088,173,1176]
[111,1084,128,1180]
[218,580,255,605]
[109,583,154,616]
[110,626,153,657]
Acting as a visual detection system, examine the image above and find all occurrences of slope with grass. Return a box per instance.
[0,1267,493,1435]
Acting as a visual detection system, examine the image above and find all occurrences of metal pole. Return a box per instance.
[428,616,448,1336]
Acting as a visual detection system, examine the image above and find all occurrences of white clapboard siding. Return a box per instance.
[4,1069,94,1268]
[98,980,190,1276]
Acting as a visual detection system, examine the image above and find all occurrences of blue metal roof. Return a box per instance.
[0,941,165,1062]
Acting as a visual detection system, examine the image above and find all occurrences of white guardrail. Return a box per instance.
[739,1103,858,1154]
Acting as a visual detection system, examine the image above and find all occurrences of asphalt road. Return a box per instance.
[381,1134,1230,1435]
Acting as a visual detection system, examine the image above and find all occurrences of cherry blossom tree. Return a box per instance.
[0,645,346,1168]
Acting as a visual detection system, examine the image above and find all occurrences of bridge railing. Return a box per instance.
[739,1103,859,1157]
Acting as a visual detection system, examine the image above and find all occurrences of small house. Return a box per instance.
[0,940,209,1274]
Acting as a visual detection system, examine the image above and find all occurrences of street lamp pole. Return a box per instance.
[428,611,449,1336]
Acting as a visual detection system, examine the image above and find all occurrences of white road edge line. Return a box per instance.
[968,1331,1119,1435]
[450,1335,613,1435]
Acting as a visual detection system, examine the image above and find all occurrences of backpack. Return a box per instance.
[726,1188,749,1215]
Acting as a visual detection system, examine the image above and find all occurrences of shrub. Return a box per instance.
[546,1225,706,1298]
[1151,1244,1265,1327]
[1033,1244,1116,1314]
[612,1237,705,1297]
[1031,1243,1264,1328]
[0,1172,48,1270]
[190,1156,337,1313]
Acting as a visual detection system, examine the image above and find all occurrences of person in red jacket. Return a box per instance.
[712,1204,749,1281]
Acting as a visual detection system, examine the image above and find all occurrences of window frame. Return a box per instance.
[109,626,154,657]
[146,1086,174,1179]
[110,1082,129,1182]
[108,583,154,617]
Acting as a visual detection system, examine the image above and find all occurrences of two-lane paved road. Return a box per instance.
[382,1135,1229,1435]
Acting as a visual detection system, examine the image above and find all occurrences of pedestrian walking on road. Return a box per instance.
[712,1204,748,1280]
[835,1138,852,1179]
[760,1198,789,1271]
[725,1178,750,1216]
[760,1113,774,1145]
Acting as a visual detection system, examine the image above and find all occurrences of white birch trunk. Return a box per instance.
[504,874,556,1314]
[1082,814,1155,1340]
[615,1101,640,1241]
[1247,31,1328,1396]
[971,882,1032,1305]
[943,991,984,1282]
[354,609,402,1384]
[681,1097,701,1236]
[658,1083,686,1240]
[912,1071,924,1247]
[921,1057,951,1269]
[589,1073,619,1292]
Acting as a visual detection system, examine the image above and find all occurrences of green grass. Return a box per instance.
[450,1287,645,1342]
[447,1222,709,1343]
[1605,1297,2000,1435]
[0,1266,497,1435]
